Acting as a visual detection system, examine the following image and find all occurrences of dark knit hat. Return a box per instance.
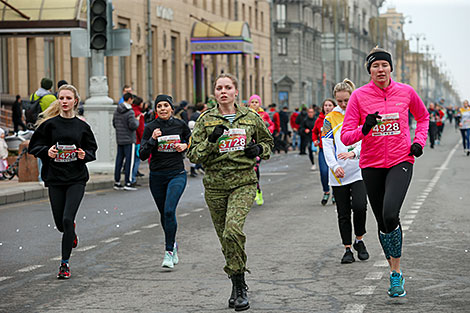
[40,78,53,90]
[57,80,68,89]
[366,50,393,74]
[155,94,174,109]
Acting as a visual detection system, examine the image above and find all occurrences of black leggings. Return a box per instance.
[48,184,85,261]
[332,180,367,246]
[361,162,413,233]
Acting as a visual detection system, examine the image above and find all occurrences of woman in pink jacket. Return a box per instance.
[341,47,429,298]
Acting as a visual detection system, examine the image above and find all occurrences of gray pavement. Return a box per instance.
[0,125,469,313]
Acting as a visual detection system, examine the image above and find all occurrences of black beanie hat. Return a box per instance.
[155,94,174,109]
[366,50,393,74]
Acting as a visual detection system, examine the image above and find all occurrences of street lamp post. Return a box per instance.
[411,33,425,94]
[399,15,411,83]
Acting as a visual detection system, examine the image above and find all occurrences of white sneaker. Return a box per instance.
[162,251,174,268]
[310,164,317,171]
[123,183,137,191]
[172,243,179,265]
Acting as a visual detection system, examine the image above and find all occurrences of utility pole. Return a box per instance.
[411,33,425,94]
[333,0,340,83]
[399,15,411,83]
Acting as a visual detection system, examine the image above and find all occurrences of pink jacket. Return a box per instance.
[341,79,429,169]
[257,110,275,134]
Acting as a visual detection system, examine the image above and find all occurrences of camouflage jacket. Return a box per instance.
[188,104,273,187]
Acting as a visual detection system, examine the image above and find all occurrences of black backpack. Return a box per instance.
[25,94,44,129]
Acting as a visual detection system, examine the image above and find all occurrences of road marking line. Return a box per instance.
[365,272,383,280]
[50,256,62,261]
[142,223,159,229]
[402,220,413,225]
[0,276,12,282]
[124,230,141,236]
[424,188,432,192]
[344,304,366,313]
[404,214,416,219]
[193,208,204,212]
[402,225,410,231]
[354,286,376,295]
[102,237,120,243]
[374,260,389,267]
[410,205,421,209]
[417,196,426,199]
[414,201,424,206]
[408,210,419,214]
[262,172,288,176]
[17,265,44,272]
[76,245,96,252]
[179,213,190,217]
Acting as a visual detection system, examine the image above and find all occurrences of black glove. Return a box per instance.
[208,125,229,143]
[362,111,382,136]
[244,143,263,158]
[408,143,423,157]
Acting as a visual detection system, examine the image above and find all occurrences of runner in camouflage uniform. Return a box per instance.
[187,73,273,311]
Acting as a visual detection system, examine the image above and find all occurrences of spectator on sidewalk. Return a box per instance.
[113,93,140,190]
[296,107,308,154]
[118,85,133,105]
[30,78,57,113]
[0,128,8,180]
[131,96,145,186]
[279,106,290,143]
[12,95,26,133]
[290,108,300,150]
[54,80,68,98]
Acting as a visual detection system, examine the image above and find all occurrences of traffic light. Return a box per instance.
[89,0,107,50]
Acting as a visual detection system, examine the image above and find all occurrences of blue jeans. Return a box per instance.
[292,131,299,150]
[149,169,187,251]
[460,128,470,150]
[318,148,330,193]
[131,144,141,183]
[114,144,134,184]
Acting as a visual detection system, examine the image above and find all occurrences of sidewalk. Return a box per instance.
[0,164,150,206]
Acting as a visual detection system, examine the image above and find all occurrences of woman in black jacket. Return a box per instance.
[300,107,317,170]
[28,85,97,279]
[139,95,191,269]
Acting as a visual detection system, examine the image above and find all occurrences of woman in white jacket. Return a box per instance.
[322,79,369,264]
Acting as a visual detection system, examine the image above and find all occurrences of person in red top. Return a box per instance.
[436,103,445,144]
[131,96,145,186]
[268,103,281,135]
[290,108,300,150]
[312,98,336,205]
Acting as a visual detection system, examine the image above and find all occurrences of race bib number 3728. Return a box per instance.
[371,113,401,137]
[218,128,247,153]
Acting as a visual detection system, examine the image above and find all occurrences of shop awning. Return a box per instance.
[190,21,253,54]
[0,0,87,36]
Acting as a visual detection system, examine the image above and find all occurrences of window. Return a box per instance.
[0,38,8,93]
[228,0,232,19]
[278,91,289,107]
[44,37,55,87]
[242,3,245,21]
[261,11,264,31]
[277,38,287,55]
[276,4,286,27]
[304,7,313,28]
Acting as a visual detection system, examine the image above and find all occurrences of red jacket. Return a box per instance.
[290,112,300,130]
[269,109,281,133]
[311,112,325,149]
[436,109,444,126]
[132,105,145,144]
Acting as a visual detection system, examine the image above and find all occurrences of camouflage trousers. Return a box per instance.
[205,183,256,276]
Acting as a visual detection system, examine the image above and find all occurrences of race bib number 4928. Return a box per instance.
[371,113,401,137]
[218,128,247,153]
[55,144,77,162]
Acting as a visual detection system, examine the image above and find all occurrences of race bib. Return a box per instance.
[218,128,247,153]
[158,135,181,152]
[55,143,77,163]
[371,113,401,137]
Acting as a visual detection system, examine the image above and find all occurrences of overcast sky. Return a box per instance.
[379,0,469,103]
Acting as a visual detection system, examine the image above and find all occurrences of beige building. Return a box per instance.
[0,0,272,113]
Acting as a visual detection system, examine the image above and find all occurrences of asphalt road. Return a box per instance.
[0,125,469,313]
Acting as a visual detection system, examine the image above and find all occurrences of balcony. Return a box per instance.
[274,21,291,33]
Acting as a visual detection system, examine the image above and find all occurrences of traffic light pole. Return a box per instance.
[84,49,116,174]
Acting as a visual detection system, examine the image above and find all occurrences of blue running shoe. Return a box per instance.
[388,271,406,297]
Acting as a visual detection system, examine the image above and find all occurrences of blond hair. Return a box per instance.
[333,78,355,97]
[213,73,239,92]
[36,84,81,127]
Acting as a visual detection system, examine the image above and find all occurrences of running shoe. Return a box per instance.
[353,240,369,261]
[255,190,264,206]
[341,248,355,264]
[57,262,71,279]
[172,243,179,265]
[72,222,78,249]
[162,251,174,269]
[321,193,330,206]
[332,196,336,204]
[113,182,124,190]
[310,164,317,171]
[388,271,406,297]
[124,183,137,191]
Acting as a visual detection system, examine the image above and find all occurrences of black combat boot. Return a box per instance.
[231,273,250,311]
[228,277,236,308]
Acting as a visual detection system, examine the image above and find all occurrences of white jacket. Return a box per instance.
[322,106,362,186]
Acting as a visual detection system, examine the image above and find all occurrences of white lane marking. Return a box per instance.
[355,286,376,295]
[404,214,416,219]
[50,256,62,261]
[102,237,120,243]
[262,172,288,176]
[193,208,204,212]
[411,205,421,209]
[417,195,427,199]
[179,213,190,217]
[365,272,383,280]
[17,265,44,272]
[76,245,96,252]
[142,223,159,229]
[408,210,419,214]
[402,220,413,225]
[124,230,141,236]
[374,260,389,267]
[424,188,432,192]
[0,276,12,282]
[402,225,410,231]
[344,304,366,313]
[414,201,424,206]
